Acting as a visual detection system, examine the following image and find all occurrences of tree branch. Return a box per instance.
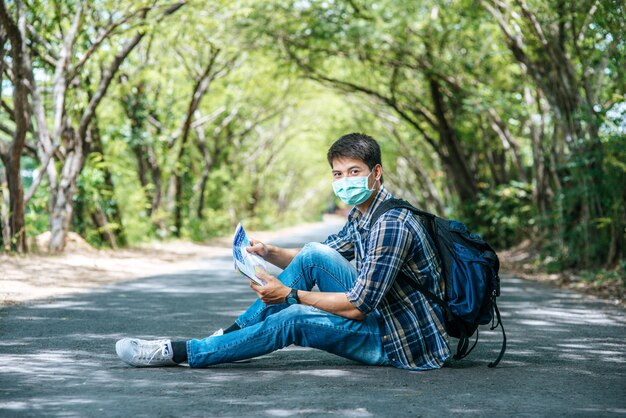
[191,105,227,130]
[0,138,8,156]
[174,47,221,151]
[26,23,59,64]
[26,23,59,58]
[79,32,145,140]
[78,1,186,141]
[51,3,84,144]
[0,0,30,159]
[23,148,53,205]
[26,40,58,68]
[1,98,14,118]
[577,0,600,45]
[0,122,15,138]
[68,6,150,83]
[306,69,439,149]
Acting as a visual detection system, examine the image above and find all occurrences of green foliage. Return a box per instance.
[556,131,626,268]
[579,265,626,286]
[24,184,49,239]
[2,0,622,295]
[187,209,233,242]
[22,156,50,240]
[471,181,534,249]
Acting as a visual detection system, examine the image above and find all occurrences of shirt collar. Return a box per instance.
[347,185,391,229]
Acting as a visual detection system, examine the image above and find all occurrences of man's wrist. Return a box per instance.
[265,244,277,259]
[285,288,300,305]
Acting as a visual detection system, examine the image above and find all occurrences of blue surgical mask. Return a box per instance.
[332,171,376,206]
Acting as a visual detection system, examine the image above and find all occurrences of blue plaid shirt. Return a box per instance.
[322,186,451,370]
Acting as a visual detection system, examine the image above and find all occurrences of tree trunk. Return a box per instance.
[389,129,446,214]
[428,77,478,202]
[487,108,527,183]
[480,129,506,187]
[133,146,150,191]
[122,82,154,218]
[48,128,83,252]
[48,29,149,252]
[146,145,162,217]
[91,205,119,249]
[129,142,163,219]
[290,45,480,206]
[525,88,552,215]
[0,165,9,250]
[1,154,27,251]
[74,181,87,237]
[194,125,219,219]
[88,122,126,247]
[484,0,614,267]
[606,187,625,267]
[0,0,30,252]
[171,52,220,236]
[173,171,184,237]
[0,203,4,250]
[121,78,167,223]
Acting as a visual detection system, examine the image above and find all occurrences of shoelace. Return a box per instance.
[136,340,170,365]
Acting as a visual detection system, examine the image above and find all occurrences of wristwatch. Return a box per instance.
[286,288,300,305]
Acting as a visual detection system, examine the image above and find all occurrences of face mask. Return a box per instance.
[332,171,376,206]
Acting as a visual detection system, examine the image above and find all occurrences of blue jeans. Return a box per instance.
[186,242,390,368]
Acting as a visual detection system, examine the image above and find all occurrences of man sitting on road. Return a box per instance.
[116,133,451,371]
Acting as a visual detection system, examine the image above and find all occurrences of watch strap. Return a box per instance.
[286,288,299,304]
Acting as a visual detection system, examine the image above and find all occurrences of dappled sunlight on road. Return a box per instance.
[471,276,626,371]
[1,231,625,416]
[264,407,373,417]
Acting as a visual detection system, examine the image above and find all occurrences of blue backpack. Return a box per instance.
[371,198,506,368]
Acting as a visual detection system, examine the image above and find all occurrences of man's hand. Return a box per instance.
[250,268,290,304]
[246,239,301,270]
[246,239,269,258]
[250,267,365,320]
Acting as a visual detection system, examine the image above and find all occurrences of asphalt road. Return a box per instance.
[1,219,625,417]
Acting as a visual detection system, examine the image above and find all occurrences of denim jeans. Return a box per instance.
[186,242,390,368]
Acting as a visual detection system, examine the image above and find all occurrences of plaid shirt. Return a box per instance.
[322,186,451,370]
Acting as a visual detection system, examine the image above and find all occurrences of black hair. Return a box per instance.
[327,133,384,183]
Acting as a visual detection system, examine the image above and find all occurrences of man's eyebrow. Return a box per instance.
[332,166,363,172]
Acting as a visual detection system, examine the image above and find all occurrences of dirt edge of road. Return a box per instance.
[0,216,343,307]
[499,240,624,307]
[2,217,622,308]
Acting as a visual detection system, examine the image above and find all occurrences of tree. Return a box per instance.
[242,0,532,209]
[484,0,625,266]
[0,0,31,252]
[21,1,184,251]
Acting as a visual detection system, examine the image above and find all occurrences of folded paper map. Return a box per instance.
[233,223,267,286]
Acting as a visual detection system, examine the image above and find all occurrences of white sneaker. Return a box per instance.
[115,338,177,367]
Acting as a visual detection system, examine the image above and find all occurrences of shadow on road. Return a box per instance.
[1,230,625,416]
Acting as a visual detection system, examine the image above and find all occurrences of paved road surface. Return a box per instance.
[1,219,625,417]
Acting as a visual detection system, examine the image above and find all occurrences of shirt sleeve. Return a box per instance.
[346,213,413,314]
[321,221,355,261]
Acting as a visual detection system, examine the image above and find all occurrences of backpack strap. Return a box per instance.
[454,328,479,360]
[370,198,435,228]
[488,299,507,368]
[370,198,438,249]
[371,197,507,368]
[369,198,449,314]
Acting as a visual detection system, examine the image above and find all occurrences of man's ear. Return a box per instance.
[375,164,383,181]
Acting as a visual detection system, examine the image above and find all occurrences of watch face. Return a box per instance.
[287,289,298,305]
